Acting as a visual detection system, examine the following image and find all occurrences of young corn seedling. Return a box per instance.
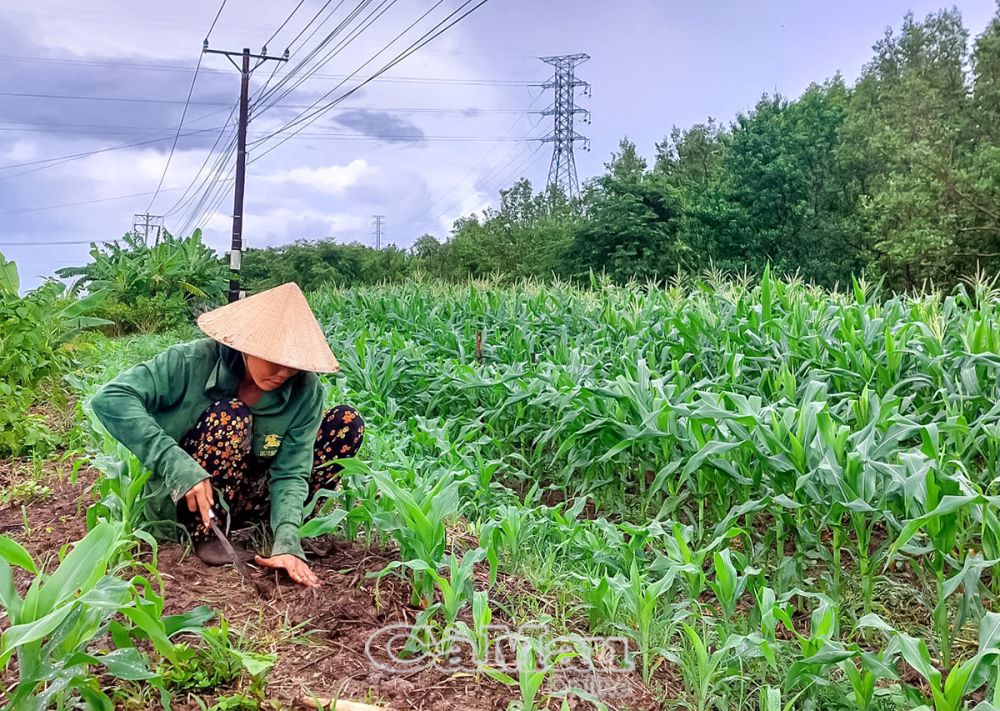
[370,469,462,607]
[770,590,843,693]
[571,574,622,632]
[889,612,1000,711]
[452,589,493,671]
[611,560,678,682]
[840,614,901,711]
[652,521,743,602]
[374,546,487,663]
[483,633,579,711]
[679,622,742,711]
[758,685,811,711]
[0,523,210,710]
[707,548,758,629]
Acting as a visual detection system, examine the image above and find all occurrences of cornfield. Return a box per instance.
[310,271,1000,708]
[7,270,1000,709]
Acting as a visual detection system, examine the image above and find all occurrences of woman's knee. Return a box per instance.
[317,405,365,458]
[182,399,254,460]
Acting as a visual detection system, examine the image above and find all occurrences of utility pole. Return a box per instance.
[540,54,591,200]
[132,213,164,245]
[372,215,385,250]
[204,42,287,302]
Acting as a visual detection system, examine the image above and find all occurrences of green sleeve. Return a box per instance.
[91,345,209,503]
[269,377,324,559]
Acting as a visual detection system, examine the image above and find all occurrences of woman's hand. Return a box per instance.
[255,554,321,588]
[184,479,214,528]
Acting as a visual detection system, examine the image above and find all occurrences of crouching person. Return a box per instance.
[90,283,364,589]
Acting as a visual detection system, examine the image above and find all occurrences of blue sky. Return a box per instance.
[0,0,997,289]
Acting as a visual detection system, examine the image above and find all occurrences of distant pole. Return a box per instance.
[373,215,385,250]
[205,43,287,302]
[132,213,164,245]
[540,54,591,200]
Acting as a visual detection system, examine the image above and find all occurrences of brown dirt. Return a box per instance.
[0,461,667,711]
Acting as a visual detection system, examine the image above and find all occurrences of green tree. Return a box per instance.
[566,139,686,282]
[842,9,980,288]
[444,179,578,280]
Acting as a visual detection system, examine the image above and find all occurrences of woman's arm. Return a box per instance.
[267,377,324,560]
[91,344,210,504]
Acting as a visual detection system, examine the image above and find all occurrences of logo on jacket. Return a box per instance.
[261,433,282,456]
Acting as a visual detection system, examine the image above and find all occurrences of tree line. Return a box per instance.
[244,8,1000,293]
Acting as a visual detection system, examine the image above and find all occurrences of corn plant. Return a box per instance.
[840,614,901,711]
[610,561,679,682]
[679,622,742,711]
[452,590,493,670]
[889,612,1000,711]
[887,486,999,667]
[0,522,209,709]
[483,634,579,711]
[369,469,462,607]
[707,548,758,626]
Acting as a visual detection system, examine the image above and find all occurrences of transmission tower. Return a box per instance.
[540,53,591,199]
[372,215,385,250]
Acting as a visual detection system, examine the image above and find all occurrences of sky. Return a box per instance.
[0,0,997,290]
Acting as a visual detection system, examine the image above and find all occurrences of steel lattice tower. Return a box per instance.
[540,53,590,199]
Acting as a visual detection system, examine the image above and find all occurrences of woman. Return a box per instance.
[91,282,363,589]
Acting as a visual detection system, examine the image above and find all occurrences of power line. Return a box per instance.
[177,147,237,233]
[0,70,535,105]
[0,125,228,177]
[414,141,541,235]
[180,1,487,236]
[161,107,239,217]
[262,0,308,50]
[0,93,537,112]
[0,124,535,142]
[145,0,231,212]
[206,0,229,39]
[250,0,491,164]
[256,0,472,135]
[408,91,545,232]
[0,239,117,246]
[0,182,231,216]
[251,0,339,109]
[283,0,341,54]
[254,0,394,114]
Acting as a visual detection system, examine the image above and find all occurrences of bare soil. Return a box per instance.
[0,462,669,710]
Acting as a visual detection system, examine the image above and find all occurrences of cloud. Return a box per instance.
[0,0,547,289]
[332,109,426,144]
[262,158,376,194]
[0,17,233,152]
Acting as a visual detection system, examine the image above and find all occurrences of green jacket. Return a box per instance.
[91,338,323,559]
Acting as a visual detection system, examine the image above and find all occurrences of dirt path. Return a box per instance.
[0,464,666,710]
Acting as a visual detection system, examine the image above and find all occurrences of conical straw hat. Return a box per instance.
[197,283,339,373]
